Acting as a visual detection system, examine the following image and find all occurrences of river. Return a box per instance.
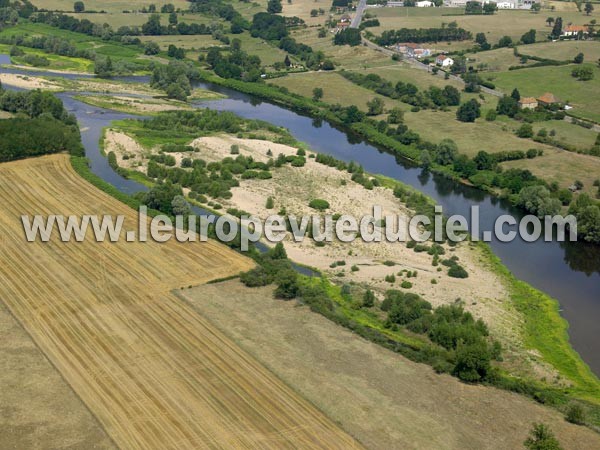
[2,64,599,375]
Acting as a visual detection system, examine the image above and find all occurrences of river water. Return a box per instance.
[2,63,599,375]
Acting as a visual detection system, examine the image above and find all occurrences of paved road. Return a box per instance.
[350,0,367,28]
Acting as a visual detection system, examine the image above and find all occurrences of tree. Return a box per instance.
[585,2,594,15]
[521,29,536,45]
[443,85,461,105]
[475,32,490,50]
[435,139,458,165]
[517,185,561,217]
[546,17,554,27]
[265,196,274,209]
[483,2,497,15]
[284,54,291,67]
[310,8,318,17]
[572,66,594,81]
[511,88,521,101]
[516,123,534,138]
[574,52,584,64]
[144,41,160,55]
[333,28,361,46]
[497,35,513,48]
[94,56,113,78]
[388,107,404,124]
[171,195,190,217]
[474,150,495,170]
[142,14,162,36]
[73,1,85,12]
[267,0,283,13]
[456,99,481,123]
[496,95,518,117]
[168,12,178,25]
[274,269,299,299]
[312,87,323,101]
[524,423,563,450]
[453,340,491,382]
[367,97,384,116]
[551,17,563,39]
[363,289,375,307]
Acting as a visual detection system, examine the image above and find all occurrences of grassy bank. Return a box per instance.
[480,243,600,403]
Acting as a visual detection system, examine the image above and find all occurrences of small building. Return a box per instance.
[335,21,351,32]
[340,14,352,23]
[444,0,468,6]
[415,0,434,6]
[537,92,560,106]
[386,1,404,6]
[404,43,431,58]
[518,97,538,110]
[561,25,590,37]
[496,1,515,8]
[435,55,454,67]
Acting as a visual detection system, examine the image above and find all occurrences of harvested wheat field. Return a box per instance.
[0,154,361,449]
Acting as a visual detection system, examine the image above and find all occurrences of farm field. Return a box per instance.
[280,0,333,26]
[488,64,600,122]
[369,8,599,46]
[183,280,600,450]
[269,71,399,109]
[464,46,531,72]
[501,149,600,194]
[0,301,115,449]
[0,154,359,449]
[28,0,190,12]
[517,40,600,63]
[291,27,392,69]
[67,12,215,27]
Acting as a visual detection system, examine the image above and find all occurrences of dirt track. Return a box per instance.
[0,155,361,449]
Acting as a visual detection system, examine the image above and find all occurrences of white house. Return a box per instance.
[435,55,454,67]
[496,2,515,8]
[415,0,434,6]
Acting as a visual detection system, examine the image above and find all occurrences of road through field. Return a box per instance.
[0,155,361,449]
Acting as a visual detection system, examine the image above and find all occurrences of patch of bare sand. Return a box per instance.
[189,136,521,342]
[183,280,600,450]
[0,73,62,90]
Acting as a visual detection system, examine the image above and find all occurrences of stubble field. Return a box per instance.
[0,154,360,449]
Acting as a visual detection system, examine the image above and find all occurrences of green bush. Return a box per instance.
[309,198,330,211]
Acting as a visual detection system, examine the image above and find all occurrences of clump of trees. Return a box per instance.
[376,27,472,46]
[333,28,361,46]
[150,60,200,100]
[0,88,83,161]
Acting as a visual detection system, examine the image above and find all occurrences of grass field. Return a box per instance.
[29,0,190,12]
[501,149,600,193]
[183,280,600,450]
[488,64,600,122]
[517,41,600,63]
[369,8,600,46]
[268,71,406,110]
[0,154,360,449]
[281,0,334,26]
[0,43,93,72]
[464,47,532,72]
[67,11,215,27]
[291,27,393,69]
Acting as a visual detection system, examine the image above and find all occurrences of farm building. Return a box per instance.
[562,25,590,37]
[415,1,434,6]
[537,92,560,106]
[435,55,454,67]
[518,97,538,110]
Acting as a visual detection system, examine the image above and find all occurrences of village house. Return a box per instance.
[335,14,352,33]
[561,25,590,37]
[496,1,515,8]
[537,92,560,107]
[518,97,538,110]
[415,0,434,6]
[386,1,404,6]
[396,43,431,59]
[435,54,454,67]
